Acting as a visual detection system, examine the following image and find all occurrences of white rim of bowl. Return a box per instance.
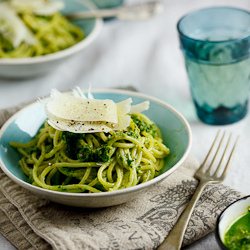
[0,0,103,65]
[215,195,250,249]
[0,89,192,198]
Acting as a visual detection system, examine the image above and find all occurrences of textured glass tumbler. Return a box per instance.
[177,7,250,125]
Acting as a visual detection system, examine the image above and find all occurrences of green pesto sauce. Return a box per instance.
[131,114,157,137]
[61,131,112,162]
[224,208,250,250]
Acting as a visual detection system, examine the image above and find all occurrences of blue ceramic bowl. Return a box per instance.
[0,89,192,207]
[0,0,103,78]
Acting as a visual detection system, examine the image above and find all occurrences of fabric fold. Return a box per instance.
[0,193,35,250]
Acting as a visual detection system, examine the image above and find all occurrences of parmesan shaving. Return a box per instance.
[48,119,112,133]
[116,98,132,116]
[0,2,35,48]
[10,0,65,16]
[87,86,94,99]
[106,115,131,131]
[107,98,132,131]
[129,101,150,114]
[47,89,118,123]
[42,88,150,133]
[73,86,87,99]
[0,0,65,48]
[45,105,113,133]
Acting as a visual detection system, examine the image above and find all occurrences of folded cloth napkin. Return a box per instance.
[0,102,245,250]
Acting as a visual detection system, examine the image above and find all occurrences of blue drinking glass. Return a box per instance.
[177,7,250,125]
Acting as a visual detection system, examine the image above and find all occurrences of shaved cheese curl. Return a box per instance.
[129,101,150,114]
[46,89,118,123]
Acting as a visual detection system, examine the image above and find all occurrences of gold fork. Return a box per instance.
[157,131,239,250]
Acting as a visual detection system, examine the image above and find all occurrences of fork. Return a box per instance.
[66,1,164,21]
[157,131,239,250]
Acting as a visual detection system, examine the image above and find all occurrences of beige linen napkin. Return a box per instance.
[0,102,245,250]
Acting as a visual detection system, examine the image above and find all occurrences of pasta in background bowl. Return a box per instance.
[0,89,192,207]
[0,0,103,78]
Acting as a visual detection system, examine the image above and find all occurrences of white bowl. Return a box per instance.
[0,89,192,207]
[216,195,250,249]
[0,0,103,79]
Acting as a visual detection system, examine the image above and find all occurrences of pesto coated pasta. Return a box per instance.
[0,12,84,58]
[9,113,170,193]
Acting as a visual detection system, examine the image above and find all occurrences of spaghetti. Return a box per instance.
[0,12,84,58]
[10,113,170,193]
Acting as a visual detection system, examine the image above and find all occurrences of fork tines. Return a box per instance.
[196,130,239,181]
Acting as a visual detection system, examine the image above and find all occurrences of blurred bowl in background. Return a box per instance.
[90,0,123,9]
[0,0,103,79]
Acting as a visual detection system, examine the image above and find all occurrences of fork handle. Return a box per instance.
[66,9,119,20]
[157,180,208,250]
